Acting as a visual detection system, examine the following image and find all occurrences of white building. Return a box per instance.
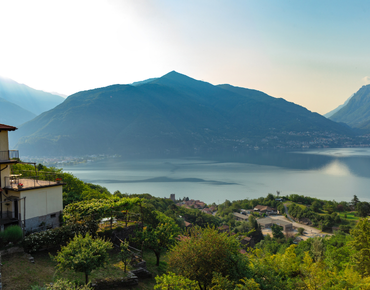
[0,124,63,231]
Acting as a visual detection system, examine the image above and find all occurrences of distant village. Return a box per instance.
[171,193,325,247]
[20,154,121,167]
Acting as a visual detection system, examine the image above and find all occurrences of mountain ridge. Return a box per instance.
[11,71,353,157]
[0,76,65,116]
[330,84,370,131]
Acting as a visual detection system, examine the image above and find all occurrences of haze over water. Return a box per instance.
[62,148,370,204]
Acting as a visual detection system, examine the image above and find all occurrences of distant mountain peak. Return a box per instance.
[160,71,192,81]
[0,76,65,123]
[330,84,370,131]
[12,71,352,156]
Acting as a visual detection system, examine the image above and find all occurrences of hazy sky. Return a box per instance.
[1,0,369,114]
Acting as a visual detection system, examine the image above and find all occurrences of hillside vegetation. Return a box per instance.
[5,162,370,289]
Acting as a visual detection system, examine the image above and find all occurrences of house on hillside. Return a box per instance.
[218,225,229,233]
[254,205,278,215]
[233,212,249,221]
[240,236,255,248]
[257,217,293,232]
[0,124,64,232]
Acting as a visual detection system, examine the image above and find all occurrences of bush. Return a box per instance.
[30,286,46,290]
[47,279,92,289]
[0,225,23,245]
[298,227,305,235]
[22,219,98,253]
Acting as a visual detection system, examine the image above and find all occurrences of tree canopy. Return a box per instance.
[52,233,113,284]
[168,226,249,290]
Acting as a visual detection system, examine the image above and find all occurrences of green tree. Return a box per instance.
[271,224,284,240]
[356,202,370,218]
[311,237,325,262]
[297,227,305,235]
[119,240,131,273]
[168,226,249,290]
[350,218,370,276]
[52,233,113,284]
[352,195,360,207]
[136,211,180,266]
[311,201,321,212]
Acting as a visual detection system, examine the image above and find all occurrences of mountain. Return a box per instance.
[324,94,354,118]
[0,76,65,115]
[130,78,158,86]
[0,97,36,126]
[11,71,352,157]
[330,84,370,131]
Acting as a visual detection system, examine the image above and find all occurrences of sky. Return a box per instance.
[0,0,369,114]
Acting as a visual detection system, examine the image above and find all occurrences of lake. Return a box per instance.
[61,148,370,204]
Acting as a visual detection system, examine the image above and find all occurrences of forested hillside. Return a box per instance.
[12,71,352,156]
[7,162,370,289]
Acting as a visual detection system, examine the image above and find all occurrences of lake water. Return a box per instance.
[61,148,370,204]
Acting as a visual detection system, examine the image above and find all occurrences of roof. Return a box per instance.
[233,212,249,220]
[0,124,17,131]
[273,220,292,226]
[257,217,292,227]
[257,217,274,225]
[218,225,229,230]
[254,205,275,211]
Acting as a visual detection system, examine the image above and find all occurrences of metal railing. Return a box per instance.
[4,174,64,190]
[0,150,19,161]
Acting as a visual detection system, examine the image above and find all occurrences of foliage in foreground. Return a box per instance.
[168,226,249,290]
[155,219,370,290]
[63,197,143,222]
[135,210,180,266]
[30,278,93,290]
[23,218,98,253]
[0,225,23,245]
[52,233,113,284]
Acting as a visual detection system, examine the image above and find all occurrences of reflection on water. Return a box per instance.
[62,148,370,204]
[319,160,351,176]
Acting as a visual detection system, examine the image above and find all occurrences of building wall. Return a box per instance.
[0,164,11,190]
[1,190,20,217]
[19,186,63,220]
[0,131,9,152]
[24,211,61,231]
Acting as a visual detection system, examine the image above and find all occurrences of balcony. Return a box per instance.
[4,173,64,191]
[0,150,19,163]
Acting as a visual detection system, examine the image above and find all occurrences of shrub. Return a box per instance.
[298,227,305,235]
[0,225,23,244]
[46,279,93,289]
[30,285,46,290]
[22,219,98,253]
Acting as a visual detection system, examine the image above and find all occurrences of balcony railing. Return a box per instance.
[0,150,19,161]
[4,173,64,190]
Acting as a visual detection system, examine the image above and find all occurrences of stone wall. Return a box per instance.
[24,211,61,233]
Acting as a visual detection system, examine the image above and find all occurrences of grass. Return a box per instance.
[283,201,307,210]
[1,247,167,290]
[295,203,307,210]
[129,250,169,290]
[339,212,360,221]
